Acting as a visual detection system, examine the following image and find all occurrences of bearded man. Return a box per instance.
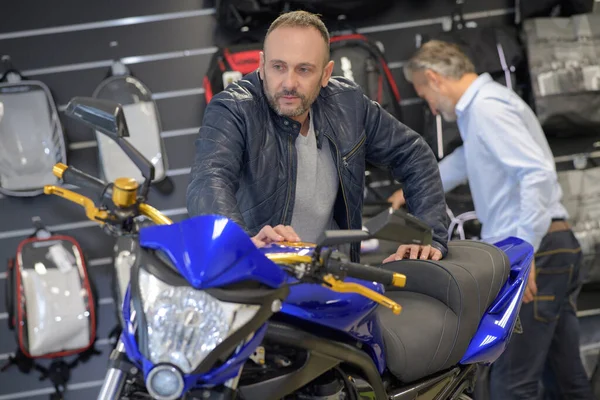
[186,10,449,262]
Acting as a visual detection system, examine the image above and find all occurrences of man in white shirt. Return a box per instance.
[389,40,594,399]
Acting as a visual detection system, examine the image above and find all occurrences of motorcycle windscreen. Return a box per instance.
[93,76,166,184]
[0,82,66,196]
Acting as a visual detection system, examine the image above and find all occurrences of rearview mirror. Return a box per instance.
[64,97,155,198]
[316,229,371,248]
[65,97,129,140]
[364,207,433,246]
[316,207,433,249]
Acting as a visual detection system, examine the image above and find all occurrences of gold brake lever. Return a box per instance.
[265,253,314,265]
[44,186,110,223]
[139,203,173,226]
[323,274,402,315]
[277,241,317,248]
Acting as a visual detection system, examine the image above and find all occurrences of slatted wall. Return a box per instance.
[0,1,514,398]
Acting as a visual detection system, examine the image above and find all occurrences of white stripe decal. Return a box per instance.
[22,47,218,76]
[67,127,200,151]
[0,9,216,40]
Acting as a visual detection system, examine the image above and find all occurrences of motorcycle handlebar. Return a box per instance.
[326,258,406,288]
[54,163,109,199]
[47,163,173,227]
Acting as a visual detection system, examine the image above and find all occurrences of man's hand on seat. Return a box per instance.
[522,259,538,304]
[251,225,301,248]
[387,189,406,210]
[382,244,442,263]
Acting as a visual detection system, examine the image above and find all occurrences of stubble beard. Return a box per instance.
[263,72,322,118]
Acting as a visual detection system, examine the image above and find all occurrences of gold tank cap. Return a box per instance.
[114,177,139,191]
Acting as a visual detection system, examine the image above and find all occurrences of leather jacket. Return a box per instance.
[187,71,449,261]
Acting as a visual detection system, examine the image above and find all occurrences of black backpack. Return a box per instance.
[430,25,524,89]
[215,0,394,34]
[419,23,525,160]
[515,0,594,23]
[330,34,403,121]
[204,34,403,122]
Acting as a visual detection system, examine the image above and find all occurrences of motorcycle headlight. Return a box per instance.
[146,365,184,400]
[138,268,260,374]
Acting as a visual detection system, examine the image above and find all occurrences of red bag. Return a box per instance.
[204,34,403,122]
[3,218,100,398]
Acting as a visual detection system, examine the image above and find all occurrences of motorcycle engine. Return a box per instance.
[241,344,377,400]
[295,369,346,399]
[294,370,376,399]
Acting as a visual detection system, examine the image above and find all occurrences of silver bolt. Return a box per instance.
[573,155,588,170]
[271,300,282,313]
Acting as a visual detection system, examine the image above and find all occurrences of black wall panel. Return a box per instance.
[0,1,515,398]
[32,53,213,106]
[1,15,217,71]
[0,1,211,33]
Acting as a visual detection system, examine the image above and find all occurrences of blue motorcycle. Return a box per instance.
[43,98,534,400]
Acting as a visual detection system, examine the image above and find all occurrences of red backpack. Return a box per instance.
[204,34,403,122]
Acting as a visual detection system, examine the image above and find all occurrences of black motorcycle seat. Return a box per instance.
[376,240,510,383]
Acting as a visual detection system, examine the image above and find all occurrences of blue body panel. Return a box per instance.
[120,214,533,392]
[460,237,534,364]
[259,242,387,373]
[139,215,287,289]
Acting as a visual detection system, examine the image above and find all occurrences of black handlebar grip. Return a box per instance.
[57,164,108,197]
[327,260,406,287]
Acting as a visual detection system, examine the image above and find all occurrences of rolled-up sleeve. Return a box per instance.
[438,146,468,193]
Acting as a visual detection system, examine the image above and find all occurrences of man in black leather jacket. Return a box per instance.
[186,10,449,262]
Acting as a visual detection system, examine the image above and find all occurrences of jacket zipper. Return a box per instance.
[282,136,293,223]
[324,133,351,228]
[342,134,366,167]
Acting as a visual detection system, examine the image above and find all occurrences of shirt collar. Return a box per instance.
[455,73,493,116]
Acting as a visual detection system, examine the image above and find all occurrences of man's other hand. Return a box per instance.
[251,225,301,248]
[387,189,406,210]
[522,259,538,304]
[383,244,442,263]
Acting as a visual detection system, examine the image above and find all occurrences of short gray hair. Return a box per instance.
[403,40,476,82]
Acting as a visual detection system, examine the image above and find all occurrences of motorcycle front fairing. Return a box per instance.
[119,215,290,395]
[262,242,388,372]
[139,215,287,289]
[0,78,67,197]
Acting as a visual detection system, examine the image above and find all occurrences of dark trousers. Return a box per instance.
[489,229,596,400]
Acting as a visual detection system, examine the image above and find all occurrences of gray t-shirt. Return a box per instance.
[290,112,339,244]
